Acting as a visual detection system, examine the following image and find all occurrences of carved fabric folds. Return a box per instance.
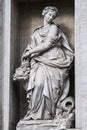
[25,25,74,119]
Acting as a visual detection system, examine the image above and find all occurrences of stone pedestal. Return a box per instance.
[16,120,77,130]
[16,120,57,130]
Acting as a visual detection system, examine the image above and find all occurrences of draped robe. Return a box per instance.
[24,25,74,119]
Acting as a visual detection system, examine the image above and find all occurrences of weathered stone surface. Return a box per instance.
[1,0,87,130]
[16,120,78,130]
[75,0,87,130]
[2,0,20,130]
[16,120,58,130]
[0,0,2,129]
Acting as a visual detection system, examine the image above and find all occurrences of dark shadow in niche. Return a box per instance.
[19,82,29,119]
[69,59,75,128]
[69,59,75,98]
[11,81,20,129]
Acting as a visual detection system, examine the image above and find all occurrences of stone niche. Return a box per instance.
[2,0,75,130]
[19,0,74,120]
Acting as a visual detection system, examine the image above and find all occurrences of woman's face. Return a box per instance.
[44,11,56,23]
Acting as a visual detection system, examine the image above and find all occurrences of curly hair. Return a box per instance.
[42,6,58,18]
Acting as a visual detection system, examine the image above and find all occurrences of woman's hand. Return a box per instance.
[24,51,31,57]
[22,51,31,60]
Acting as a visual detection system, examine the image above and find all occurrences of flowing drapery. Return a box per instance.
[24,25,73,119]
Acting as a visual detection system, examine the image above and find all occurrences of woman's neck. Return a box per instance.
[44,20,51,27]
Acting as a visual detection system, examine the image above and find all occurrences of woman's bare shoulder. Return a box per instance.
[50,24,58,29]
[48,24,58,36]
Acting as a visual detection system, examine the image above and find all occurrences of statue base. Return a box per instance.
[16,120,57,130]
[16,119,74,130]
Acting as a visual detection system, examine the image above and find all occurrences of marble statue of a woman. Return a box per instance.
[14,6,74,129]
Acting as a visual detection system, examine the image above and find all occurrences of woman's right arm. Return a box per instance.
[22,25,61,58]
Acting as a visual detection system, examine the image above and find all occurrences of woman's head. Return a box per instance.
[42,6,58,20]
